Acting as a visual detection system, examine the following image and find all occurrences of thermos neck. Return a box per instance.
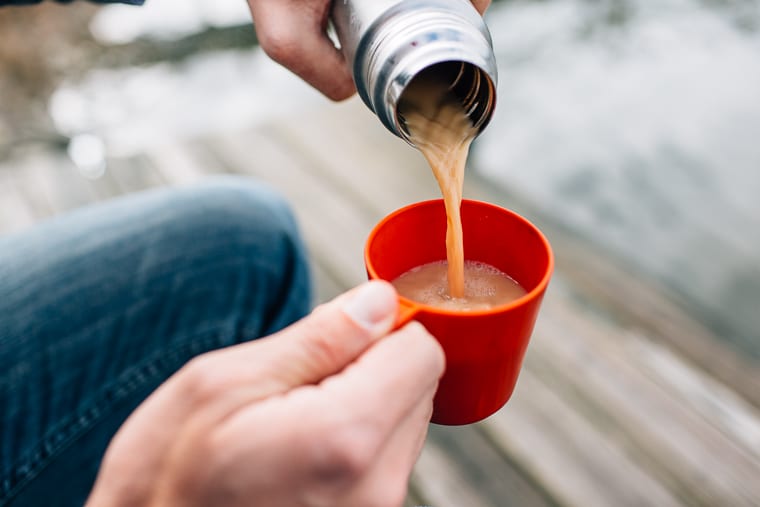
[332,0,498,145]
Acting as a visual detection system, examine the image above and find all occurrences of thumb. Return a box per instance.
[263,280,399,387]
[98,283,400,455]
[173,281,399,412]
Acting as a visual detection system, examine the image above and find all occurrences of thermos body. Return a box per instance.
[331,0,498,144]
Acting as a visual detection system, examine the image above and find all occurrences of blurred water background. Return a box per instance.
[1,0,758,355]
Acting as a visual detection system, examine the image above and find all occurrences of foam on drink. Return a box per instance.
[392,260,527,311]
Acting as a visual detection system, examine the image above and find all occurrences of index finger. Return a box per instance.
[323,321,445,429]
[248,0,356,101]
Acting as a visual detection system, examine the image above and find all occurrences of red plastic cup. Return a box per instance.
[365,199,554,425]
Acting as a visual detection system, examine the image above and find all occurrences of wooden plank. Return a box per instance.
[519,287,760,506]
[203,129,371,291]
[7,155,57,220]
[83,161,133,203]
[629,336,760,459]
[0,168,37,234]
[271,97,440,219]
[466,168,760,409]
[403,491,425,507]
[145,141,211,186]
[427,424,559,507]
[24,151,102,213]
[411,437,493,507]
[538,288,760,466]
[558,238,760,408]
[481,366,684,507]
[107,153,167,194]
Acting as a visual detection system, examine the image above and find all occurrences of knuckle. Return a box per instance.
[258,25,298,65]
[324,80,356,102]
[299,309,367,370]
[309,414,379,484]
[321,430,374,480]
[178,354,225,404]
[300,324,347,373]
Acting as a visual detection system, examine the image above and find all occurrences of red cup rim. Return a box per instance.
[365,198,555,317]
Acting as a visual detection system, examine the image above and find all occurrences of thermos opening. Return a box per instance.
[396,60,496,143]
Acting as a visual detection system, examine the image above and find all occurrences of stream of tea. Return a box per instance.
[398,74,476,298]
[395,72,526,309]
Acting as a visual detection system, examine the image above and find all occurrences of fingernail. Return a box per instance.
[342,282,397,333]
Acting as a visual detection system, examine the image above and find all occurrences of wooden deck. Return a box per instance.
[2,97,759,506]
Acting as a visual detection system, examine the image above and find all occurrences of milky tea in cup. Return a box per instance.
[392,260,526,311]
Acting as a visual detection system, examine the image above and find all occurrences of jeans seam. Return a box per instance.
[0,329,225,506]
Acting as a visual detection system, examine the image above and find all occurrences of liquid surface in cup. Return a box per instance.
[399,72,477,299]
[392,260,527,311]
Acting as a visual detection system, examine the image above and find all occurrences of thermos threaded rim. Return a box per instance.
[333,0,498,145]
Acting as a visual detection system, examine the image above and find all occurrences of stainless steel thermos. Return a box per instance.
[331,0,498,145]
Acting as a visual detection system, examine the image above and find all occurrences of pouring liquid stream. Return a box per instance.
[399,74,478,299]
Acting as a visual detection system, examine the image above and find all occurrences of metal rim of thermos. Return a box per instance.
[344,0,498,145]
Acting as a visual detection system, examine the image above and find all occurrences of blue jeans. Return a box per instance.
[0,177,312,506]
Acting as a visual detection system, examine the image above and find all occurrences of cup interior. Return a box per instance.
[366,199,553,307]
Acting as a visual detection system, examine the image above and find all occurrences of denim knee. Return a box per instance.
[171,177,301,243]
[144,176,313,338]
[0,174,311,348]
